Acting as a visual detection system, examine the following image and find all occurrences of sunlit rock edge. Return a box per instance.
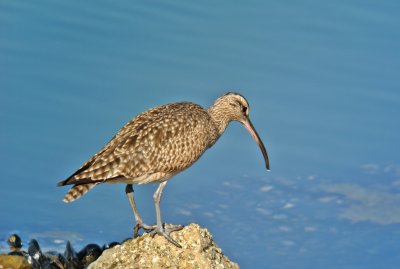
[88,223,239,269]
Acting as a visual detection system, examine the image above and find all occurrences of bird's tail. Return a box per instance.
[63,183,98,203]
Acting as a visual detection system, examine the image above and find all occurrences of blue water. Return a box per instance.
[1,0,400,268]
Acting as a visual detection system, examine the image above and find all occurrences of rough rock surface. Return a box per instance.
[88,223,239,269]
[0,255,31,269]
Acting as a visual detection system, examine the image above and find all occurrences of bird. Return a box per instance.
[57,92,270,247]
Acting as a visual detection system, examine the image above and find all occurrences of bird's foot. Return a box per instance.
[149,224,184,248]
[134,220,157,238]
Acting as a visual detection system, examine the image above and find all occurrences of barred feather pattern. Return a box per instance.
[58,93,258,202]
[63,183,98,203]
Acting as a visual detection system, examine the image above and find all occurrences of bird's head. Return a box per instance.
[209,92,270,170]
[216,92,250,121]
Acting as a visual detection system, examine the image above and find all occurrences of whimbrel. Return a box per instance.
[57,92,269,247]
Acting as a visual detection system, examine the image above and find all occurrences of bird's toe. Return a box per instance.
[134,221,157,238]
[147,224,182,248]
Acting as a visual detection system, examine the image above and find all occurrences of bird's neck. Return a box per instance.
[207,104,230,138]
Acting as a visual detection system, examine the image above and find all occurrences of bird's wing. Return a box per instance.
[58,102,213,186]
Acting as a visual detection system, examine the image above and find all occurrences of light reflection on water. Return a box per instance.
[1,0,400,268]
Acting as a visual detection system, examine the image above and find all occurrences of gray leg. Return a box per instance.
[151,182,183,247]
[125,184,155,237]
[154,181,167,230]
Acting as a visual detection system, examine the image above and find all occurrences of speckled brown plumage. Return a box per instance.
[57,92,269,246]
[58,102,223,201]
[58,93,269,200]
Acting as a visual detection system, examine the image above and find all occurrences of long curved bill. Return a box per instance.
[242,117,270,170]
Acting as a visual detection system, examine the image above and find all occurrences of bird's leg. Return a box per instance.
[125,184,156,238]
[154,181,166,230]
[151,181,183,247]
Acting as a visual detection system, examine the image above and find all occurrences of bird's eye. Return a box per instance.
[242,106,247,113]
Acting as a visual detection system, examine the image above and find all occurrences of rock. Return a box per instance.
[88,223,239,269]
[0,254,31,269]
